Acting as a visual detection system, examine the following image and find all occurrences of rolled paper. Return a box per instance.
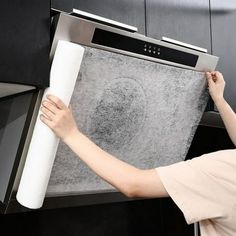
[16,40,84,209]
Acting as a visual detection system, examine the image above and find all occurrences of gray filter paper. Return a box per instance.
[47,46,209,195]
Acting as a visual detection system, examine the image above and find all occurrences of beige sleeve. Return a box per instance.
[156,154,226,224]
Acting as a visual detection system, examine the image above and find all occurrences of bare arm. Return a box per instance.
[206,71,236,146]
[40,95,168,198]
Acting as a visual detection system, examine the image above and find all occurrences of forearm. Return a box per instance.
[41,95,168,198]
[215,98,236,146]
[63,130,141,197]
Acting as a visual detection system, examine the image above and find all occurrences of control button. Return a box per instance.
[157,52,161,55]
[144,48,147,52]
[148,50,152,53]
[153,51,156,54]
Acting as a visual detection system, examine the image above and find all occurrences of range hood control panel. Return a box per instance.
[143,44,161,55]
[92,28,198,67]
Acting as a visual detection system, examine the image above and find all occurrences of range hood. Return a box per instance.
[51,10,218,72]
[0,82,35,99]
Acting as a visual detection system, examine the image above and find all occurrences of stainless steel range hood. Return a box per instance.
[51,11,218,71]
[0,82,35,99]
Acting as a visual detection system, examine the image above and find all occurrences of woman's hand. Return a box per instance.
[206,71,225,104]
[40,95,78,142]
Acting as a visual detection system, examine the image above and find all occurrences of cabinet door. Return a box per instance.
[146,0,211,52]
[211,0,236,111]
[0,1,50,88]
[161,198,194,236]
[51,0,74,13]
[52,0,146,35]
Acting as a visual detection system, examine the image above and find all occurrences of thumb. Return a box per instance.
[206,72,212,80]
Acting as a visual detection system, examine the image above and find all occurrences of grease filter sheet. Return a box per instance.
[47,46,209,195]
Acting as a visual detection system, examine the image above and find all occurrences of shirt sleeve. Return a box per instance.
[156,153,228,224]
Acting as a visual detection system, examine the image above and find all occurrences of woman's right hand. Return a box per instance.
[40,95,79,143]
[206,71,225,104]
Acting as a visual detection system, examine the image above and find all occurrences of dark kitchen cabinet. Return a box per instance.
[0,198,193,236]
[51,0,74,13]
[52,0,146,35]
[210,0,236,111]
[0,0,50,88]
[146,0,212,53]
[161,198,194,236]
[186,125,235,159]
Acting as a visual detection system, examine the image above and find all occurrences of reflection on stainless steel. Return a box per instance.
[0,82,35,99]
[161,36,208,53]
[211,0,236,13]
[70,8,138,32]
[200,111,225,129]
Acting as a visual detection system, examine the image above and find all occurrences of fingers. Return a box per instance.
[46,95,67,110]
[40,114,53,128]
[211,71,221,76]
[205,72,217,90]
[215,71,223,80]
[207,76,215,87]
[206,74,213,86]
[41,106,55,121]
[40,95,66,123]
[41,99,60,121]
[206,71,224,83]
[206,72,211,79]
[42,101,58,114]
[206,71,222,77]
[205,72,214,85]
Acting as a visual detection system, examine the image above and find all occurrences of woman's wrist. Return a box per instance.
[214,97,226,109]
[63,128,81,146]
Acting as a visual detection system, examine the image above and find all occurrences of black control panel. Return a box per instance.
[92,28,198,67]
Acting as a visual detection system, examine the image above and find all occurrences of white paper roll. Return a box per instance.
[16,40,84,209]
